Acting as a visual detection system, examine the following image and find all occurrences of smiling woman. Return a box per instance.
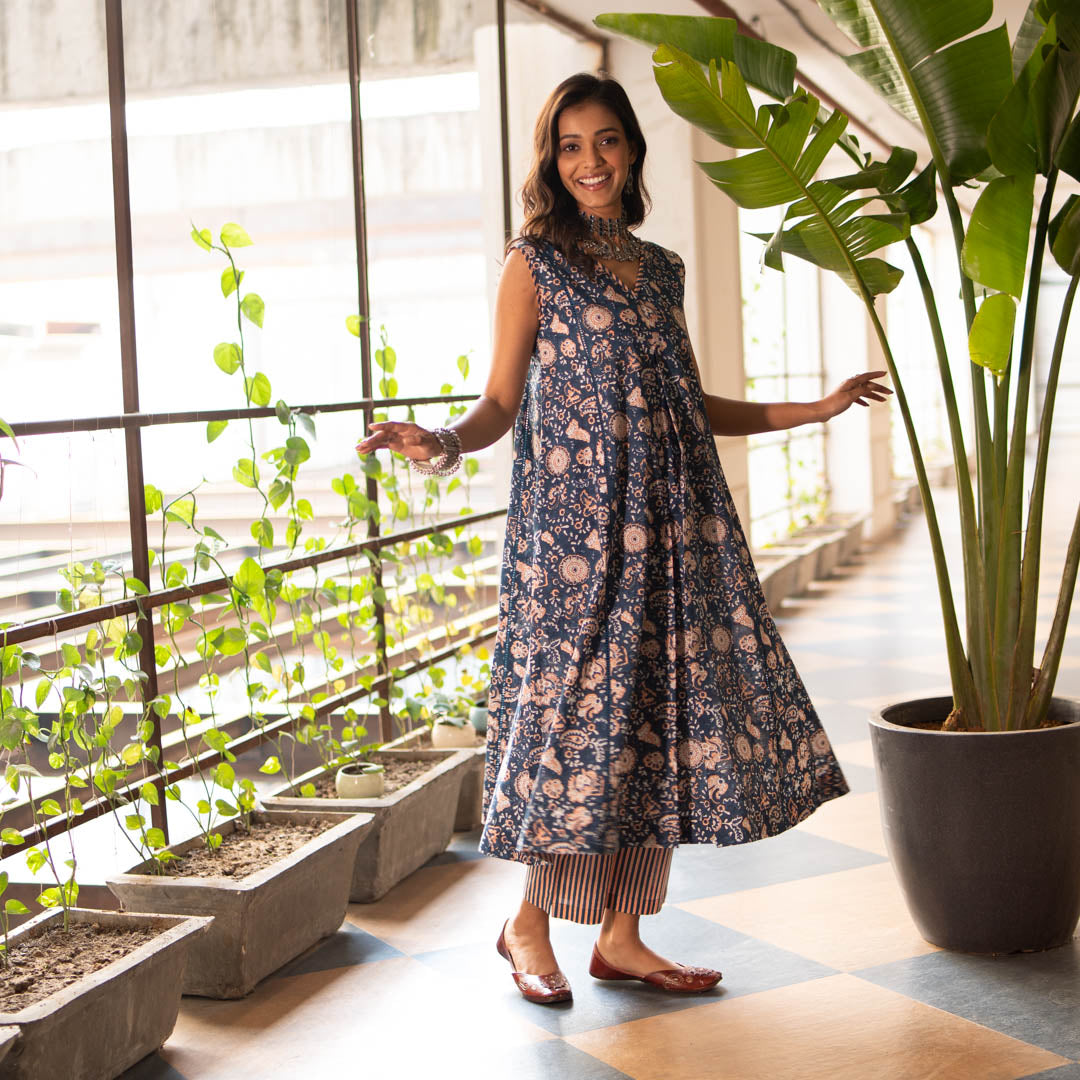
[519,75,650,277]
[355,70,890,1011]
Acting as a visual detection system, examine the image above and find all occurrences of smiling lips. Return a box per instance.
[577,173,612,189]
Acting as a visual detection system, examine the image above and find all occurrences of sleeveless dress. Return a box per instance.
[479,236,848,865]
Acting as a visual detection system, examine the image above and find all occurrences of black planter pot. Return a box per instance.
[869,696,1080,954]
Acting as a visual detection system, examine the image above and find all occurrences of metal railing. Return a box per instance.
[0,0,521,859]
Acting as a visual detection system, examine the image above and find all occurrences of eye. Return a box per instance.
[560,142,578,153]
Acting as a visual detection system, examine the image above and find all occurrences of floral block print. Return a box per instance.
[479,238,848,864]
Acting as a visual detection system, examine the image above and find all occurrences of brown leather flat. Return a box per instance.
[589,943,722,993]
[496,921,572,1004]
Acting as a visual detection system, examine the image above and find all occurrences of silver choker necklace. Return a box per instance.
[578,210,641,263]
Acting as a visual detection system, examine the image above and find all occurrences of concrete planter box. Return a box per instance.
[0,1029,17,1070]
[260,749,472,903]
[788,525,848,578]
[107,809,372,999]
[824,512,867,564]
[383,726,486,831]
[759,537,828,594]
[756,551,802,611]
[0,907,210,1080]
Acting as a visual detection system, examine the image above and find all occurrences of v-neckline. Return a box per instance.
[596,245,645,299]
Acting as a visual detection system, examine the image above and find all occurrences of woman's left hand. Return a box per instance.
[820,370,893,420]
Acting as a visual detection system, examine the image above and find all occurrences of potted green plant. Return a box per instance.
[102,225,375,998]
[259,745,473,902]
[0,645,210,1080]
[380,658,490,831]
[600,3,1080,953]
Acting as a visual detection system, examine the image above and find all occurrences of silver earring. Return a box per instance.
[624,170,635,196]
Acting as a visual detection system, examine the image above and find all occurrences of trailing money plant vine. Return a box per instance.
[0,221,492,901]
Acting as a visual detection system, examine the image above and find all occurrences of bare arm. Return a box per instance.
[355,249,538,461]
[686,342,892,437]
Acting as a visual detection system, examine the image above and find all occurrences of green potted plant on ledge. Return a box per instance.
[0,644,210,1080]
[103,224,374,999]
[601,1,1080,952]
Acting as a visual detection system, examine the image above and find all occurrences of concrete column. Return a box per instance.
[821,272,896,540]
[687,128,750,528]
[866,301,898,538]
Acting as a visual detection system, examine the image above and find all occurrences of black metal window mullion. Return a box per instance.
[104,0,167,839]
[0,0,516,858]
[346,0,394,740]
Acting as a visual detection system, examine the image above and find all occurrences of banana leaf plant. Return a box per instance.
[597,2,1080,732]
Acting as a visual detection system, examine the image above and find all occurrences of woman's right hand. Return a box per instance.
[355,421,443,461]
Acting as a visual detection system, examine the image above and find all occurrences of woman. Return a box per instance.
[356,73,891,1006]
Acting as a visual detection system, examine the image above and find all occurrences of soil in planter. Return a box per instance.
[312,757,436,798]
[160,817,335,879]
[905,717,1068,733]
[0,920,162,1012]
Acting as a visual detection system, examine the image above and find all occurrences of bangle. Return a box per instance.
[409,426,462,476]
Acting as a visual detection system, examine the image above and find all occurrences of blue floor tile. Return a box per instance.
[120,1054,187,1080]
[801,662,946,702]
[273,922,402,978]
[666,827,884,903]
[788,633,946,662]
[496,1039,634,1080]
[834,760,877,793]
[415,906,833,1037]
[425,827,485,866]
[856,939,1080,1059]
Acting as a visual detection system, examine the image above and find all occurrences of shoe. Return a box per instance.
[496,920,573,1004]
[589,942,722,993]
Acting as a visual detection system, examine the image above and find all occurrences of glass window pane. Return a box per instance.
[120,0,361,414]
[0,0,122,423]
[740,209,826,546]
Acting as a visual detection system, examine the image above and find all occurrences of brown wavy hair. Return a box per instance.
[515,72,650,271]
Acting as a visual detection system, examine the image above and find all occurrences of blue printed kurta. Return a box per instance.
[479,237,848,864]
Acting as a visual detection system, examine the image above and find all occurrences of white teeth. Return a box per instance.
[579,175,610,187]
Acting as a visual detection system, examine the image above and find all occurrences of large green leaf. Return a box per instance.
[1012,0,1051,78]
[818,0,1013,182]
[1050,194,1080,274]
[594,13,796,100]
[695,98,841,206]
[889,162,938,225]
[830,146,917,191]
[987,12,1055,176]
[961,174,1035,296]
[1031,45,1080,173]
[821,0,991,54]
[652,45,904,296]
[595,12,869,167]
[968,293,1016,374]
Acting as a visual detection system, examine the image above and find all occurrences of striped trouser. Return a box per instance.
[523,847,674,924]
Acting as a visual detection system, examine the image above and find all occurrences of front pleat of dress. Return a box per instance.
[480,237,849,866]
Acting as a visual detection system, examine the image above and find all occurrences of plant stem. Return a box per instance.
[1030,492,1080,724]
[862,297,978,721]
[997,168,1058,728]
[1021,271,1079,725]
[906,236,989,726]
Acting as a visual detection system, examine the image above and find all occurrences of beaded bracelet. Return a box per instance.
[409,426,462,476]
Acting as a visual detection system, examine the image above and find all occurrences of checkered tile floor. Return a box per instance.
[123,462,1080,1079]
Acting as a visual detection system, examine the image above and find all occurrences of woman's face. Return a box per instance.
[555,100,637,220]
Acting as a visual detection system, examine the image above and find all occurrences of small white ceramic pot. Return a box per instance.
[335,762,385,798]
[431,720,477,749]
